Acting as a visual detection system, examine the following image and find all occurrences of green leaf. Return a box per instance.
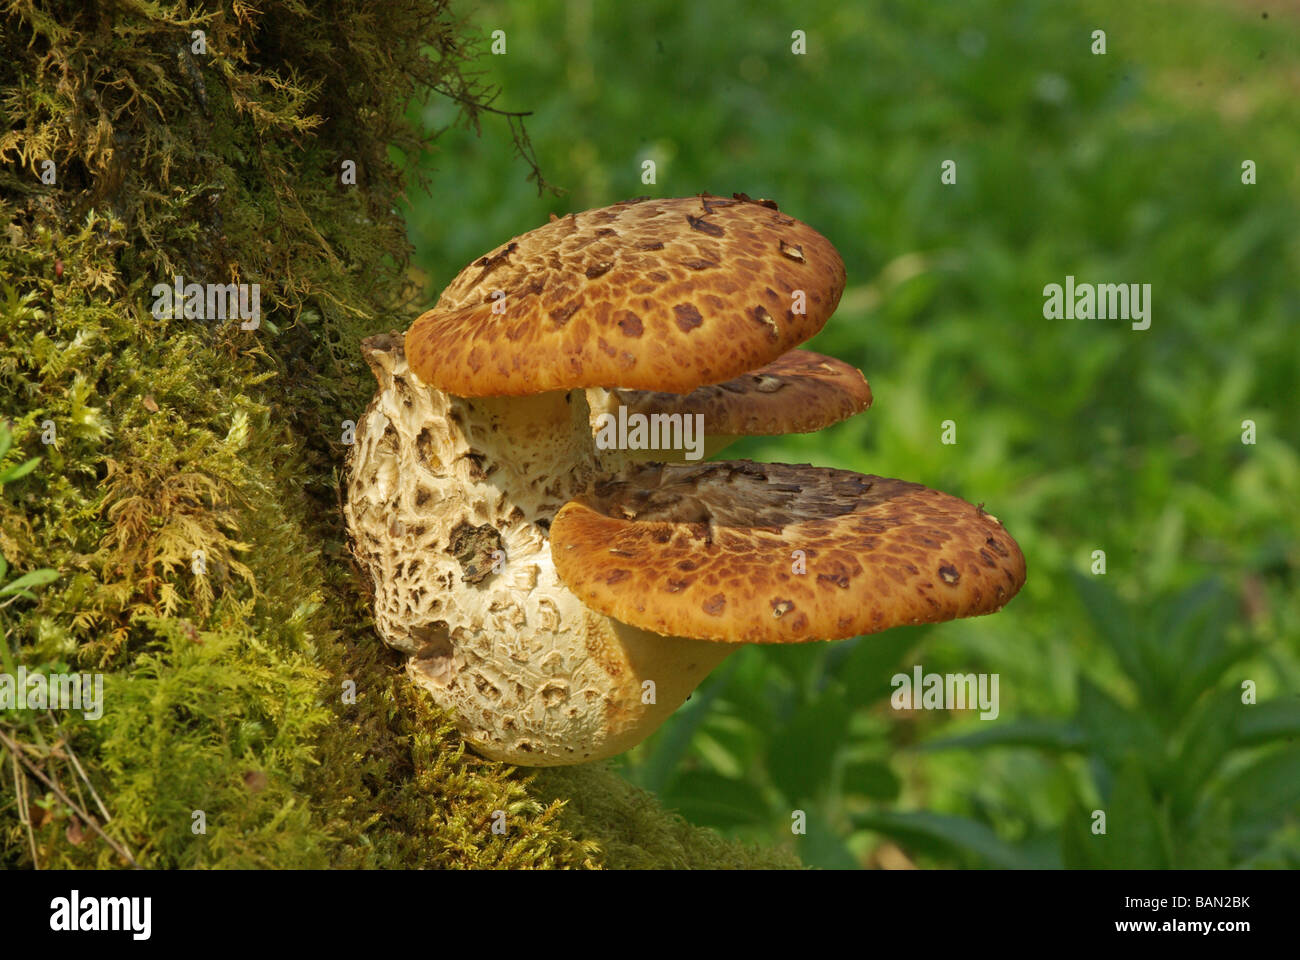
[1076,678,1163,782]
[852,810,1040,869]
[920,718,1086,753]
[1236,697,1300,745]
[1169,686,1240,822]
[1112,759,1175,863]
[841,759,900,801]
[0,568,58,596]
[799,814,861,869]
[1060,794,1107,869]
[768,693,850,802]
[1157,579,1245,718]
[1070,572,1146,694]
[660,770,771,830]
[834,627,922,707]
[1177,795,1232,869]
[718,647,782,728]
[1101,759,1171,868]
[1218,745,1300,856]
[0,456,40,486]
[633,661,733,795]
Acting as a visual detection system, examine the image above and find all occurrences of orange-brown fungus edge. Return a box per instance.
[405,195,846,396]
[550,461,1027,643]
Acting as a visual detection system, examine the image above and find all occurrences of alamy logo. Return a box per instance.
[1042,275,1151,330]
[594,406,706,461]
[150,274,260,329]
[891,665,1000,720]
[49,890,151,940]
[0,667,103,720]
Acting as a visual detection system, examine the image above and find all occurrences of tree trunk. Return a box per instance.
[0,0,795,869]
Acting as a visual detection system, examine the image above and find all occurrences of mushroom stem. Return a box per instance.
[592,435,740,468]
[585,386,741,467]
[456,390,598,517]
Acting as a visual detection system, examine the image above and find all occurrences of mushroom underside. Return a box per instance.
[585,349,873,463]
[550,461,1027,643]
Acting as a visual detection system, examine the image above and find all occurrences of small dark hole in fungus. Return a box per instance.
[461,452,489,479]
[411,621,454,686]
[415,428,441,470]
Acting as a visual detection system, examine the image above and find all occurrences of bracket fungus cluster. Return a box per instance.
[344,194,1025,766]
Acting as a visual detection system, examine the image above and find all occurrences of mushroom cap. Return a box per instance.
[592,349,872,438]
[550,461,1026,643]
[405,195,846,396]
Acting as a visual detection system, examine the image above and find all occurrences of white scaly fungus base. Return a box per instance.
[344,336,733,765]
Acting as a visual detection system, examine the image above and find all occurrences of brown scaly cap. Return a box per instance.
[405,194,846,396]
[550,461,1026,643]
[591,349,872,438]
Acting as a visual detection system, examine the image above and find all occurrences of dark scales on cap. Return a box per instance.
[550,462,1027,643]
[404,195,845,396]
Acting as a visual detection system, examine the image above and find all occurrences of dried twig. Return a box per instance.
[11,749,39,869]
[47,710,113,824]
[0,726,138,868]
[432,84,560,197]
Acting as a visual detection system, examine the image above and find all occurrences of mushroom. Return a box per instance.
[344,193,1026,766]
[551,462,1025,642]
[586,349,872,463]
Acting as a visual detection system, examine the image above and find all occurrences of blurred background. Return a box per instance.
[400,0,1300,867]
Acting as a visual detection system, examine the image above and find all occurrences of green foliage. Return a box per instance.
[406,0,1300,867]
[1,0,789,869]
[615,631,919,866]
[924,577,1300,868]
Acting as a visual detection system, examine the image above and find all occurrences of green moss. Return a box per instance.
[533,767,802,869]
[0,0,796,868]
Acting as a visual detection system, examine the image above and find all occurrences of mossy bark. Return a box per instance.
[0,0,797,869]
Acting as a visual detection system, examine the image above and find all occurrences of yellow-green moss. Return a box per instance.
[0,0,797,869]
